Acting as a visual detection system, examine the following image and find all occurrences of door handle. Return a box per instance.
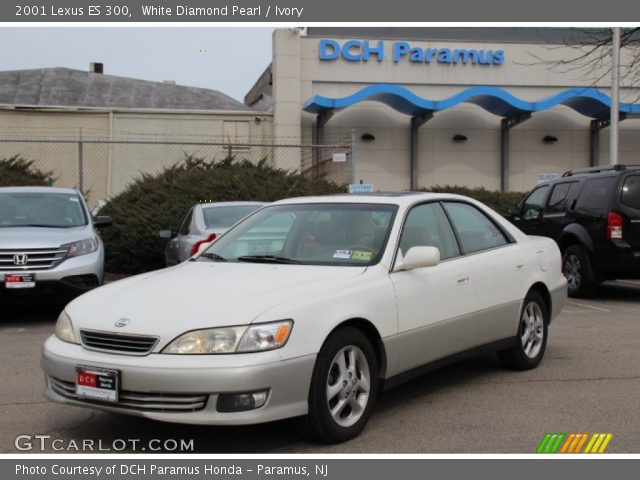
[457,275,470,284]
[516,263,525,270]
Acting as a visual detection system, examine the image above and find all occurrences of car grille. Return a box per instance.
[80,330,159,355]
[49,377,208,412]
[0,247,68,271]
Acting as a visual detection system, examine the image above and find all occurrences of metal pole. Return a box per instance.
[350,128,356,185]
[500,119,509,193]
[410,119,417,190]
[78,141,84,193]
[610,27,621,166]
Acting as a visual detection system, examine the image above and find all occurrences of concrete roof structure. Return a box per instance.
[0,68,250,111]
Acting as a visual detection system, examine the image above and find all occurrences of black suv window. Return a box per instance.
[621,175,640,210]
[522,185,549,219]
[546,182,578,214]
[575,177,616,212]
[443,202,508,254]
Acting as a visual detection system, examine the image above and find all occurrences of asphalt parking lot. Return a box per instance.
[1,281,639,454]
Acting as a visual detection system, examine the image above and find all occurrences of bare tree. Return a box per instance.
[527,28,640,93]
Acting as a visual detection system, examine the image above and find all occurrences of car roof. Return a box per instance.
[198,201,268,209]
[272,192,474,207]
[0,186,79,195]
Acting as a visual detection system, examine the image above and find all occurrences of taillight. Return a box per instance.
[607,211,623,240]
[190,233,217,256]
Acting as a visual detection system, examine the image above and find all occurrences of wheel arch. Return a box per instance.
[328,318,388,379]
[559,224,593,253]
[527,282,552,324]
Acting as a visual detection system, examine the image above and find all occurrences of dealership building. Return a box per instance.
[246,27,640,192]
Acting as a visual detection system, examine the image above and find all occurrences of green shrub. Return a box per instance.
[0,155,53,187]
[419,185,526,215]
[100,156,346,274]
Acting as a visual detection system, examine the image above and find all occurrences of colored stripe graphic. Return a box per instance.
[537,433,613,453]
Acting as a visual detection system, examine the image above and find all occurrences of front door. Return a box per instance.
[390,202,477,372]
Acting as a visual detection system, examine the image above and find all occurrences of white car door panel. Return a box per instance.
[442,201,528,346]
[390,257,476,373]
[389,202,478,374]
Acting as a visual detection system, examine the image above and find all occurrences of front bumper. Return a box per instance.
[41,336,315,425]
[0,251,103,296]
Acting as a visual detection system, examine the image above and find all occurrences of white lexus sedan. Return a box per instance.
[42,193,567,443]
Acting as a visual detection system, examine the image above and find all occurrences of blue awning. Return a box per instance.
[303,84,640,119]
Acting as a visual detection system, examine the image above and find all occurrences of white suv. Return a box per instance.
[0,186,111,299]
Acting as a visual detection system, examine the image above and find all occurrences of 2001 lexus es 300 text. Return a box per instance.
[42,193,567,443]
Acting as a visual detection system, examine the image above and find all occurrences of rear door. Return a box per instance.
[540,181,581,240]
[617,173,640,251]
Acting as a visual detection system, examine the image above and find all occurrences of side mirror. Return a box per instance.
[159,229,176,239]
[507,204,520,216]
[93,216,112,228]
[393,246,440,272]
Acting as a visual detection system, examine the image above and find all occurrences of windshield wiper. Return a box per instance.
[0,224,69,229]
[196,252,228,262]
[237,255,302,264]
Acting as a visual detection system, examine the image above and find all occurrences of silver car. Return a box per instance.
[160,201,266,266]
[0,187,111,298]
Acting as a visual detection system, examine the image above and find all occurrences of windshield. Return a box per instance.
[199,203,398,266]
[0,192,87,228]
[202,204,263,229]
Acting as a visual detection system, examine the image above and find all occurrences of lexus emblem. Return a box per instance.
[13,254,28,266]
[114,318,131,328]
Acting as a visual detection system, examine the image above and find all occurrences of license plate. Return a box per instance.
[4,274,35,289]
[75,366,119,403]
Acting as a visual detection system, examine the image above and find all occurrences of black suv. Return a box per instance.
[507,165,640,297]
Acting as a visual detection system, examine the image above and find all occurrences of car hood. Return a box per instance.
[67,261,367,344]
[0,226,93,249]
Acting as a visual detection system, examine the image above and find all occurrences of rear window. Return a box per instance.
[575,177,616,212]
[203,205,262,229]
[621,175,640,210]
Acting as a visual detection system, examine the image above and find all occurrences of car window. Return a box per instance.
[545,182,578,214]
[443,202,509,254]
[179,208,194,236]
[621,175,640,210]
[202,203,398,266]
[399,203,460,260]
[522,185,549,219]
[202,205,262,229]
[0,192,87,228]
[575,177,616,212]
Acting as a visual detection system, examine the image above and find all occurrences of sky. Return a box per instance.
[0,27,274,102]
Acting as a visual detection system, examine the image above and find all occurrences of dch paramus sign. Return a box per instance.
[319,39,505,66]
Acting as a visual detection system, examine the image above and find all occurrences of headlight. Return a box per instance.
[163,320,293,354]
[62,236,99,258]
[55,310,78,344]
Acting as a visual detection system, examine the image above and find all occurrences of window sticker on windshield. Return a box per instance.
[69,197,79,202]
[352,250,373,261]
[333,250,353,259]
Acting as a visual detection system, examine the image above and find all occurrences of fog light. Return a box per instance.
[216,390,269,412]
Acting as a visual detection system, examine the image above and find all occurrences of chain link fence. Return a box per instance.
[0,138,353,208]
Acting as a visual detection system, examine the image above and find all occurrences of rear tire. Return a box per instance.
[562,245,597,298]
[298,327,378,444]
[498,290,548,370]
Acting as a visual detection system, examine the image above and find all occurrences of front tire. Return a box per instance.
[498,290,548,370]
[299,327,378,443]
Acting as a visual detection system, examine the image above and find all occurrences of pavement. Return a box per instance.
[1,281,639,453]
